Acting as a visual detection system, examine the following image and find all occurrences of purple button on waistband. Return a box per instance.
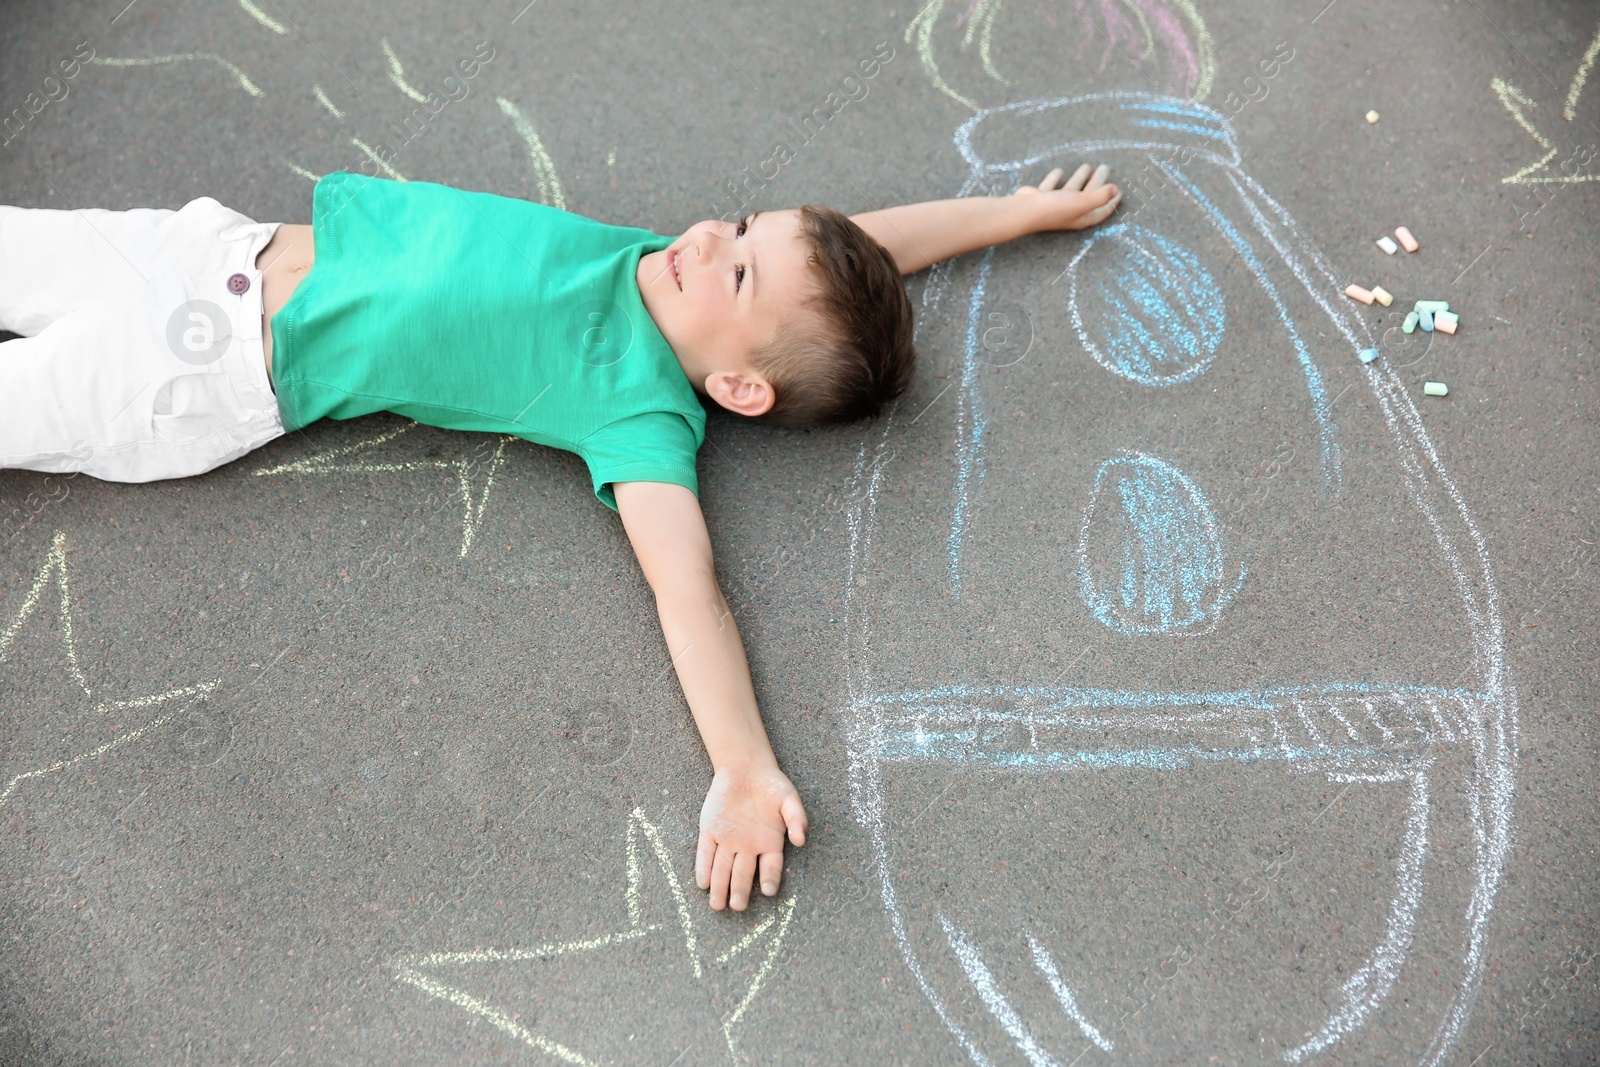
[227,272,251,295]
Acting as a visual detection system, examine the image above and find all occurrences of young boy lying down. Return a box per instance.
[0,162,1120,910]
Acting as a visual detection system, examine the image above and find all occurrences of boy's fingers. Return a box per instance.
[781,793,808,847]
[758,851,784,896]
[1086,163,1111,190]
[695,829,715,890]
[1038,166,1066,191]
[1065,163,1093,191]
[708,844,734,910]
[729,852,758,911]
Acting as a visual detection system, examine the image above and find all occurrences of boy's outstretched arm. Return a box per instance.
[612,480,808,912]
[850,163,1122,275]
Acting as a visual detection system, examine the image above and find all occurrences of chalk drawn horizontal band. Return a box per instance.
[877,734,1407,771]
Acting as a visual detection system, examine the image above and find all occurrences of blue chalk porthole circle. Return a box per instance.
[1076,452,1244,635]
[1067,224,1225,386]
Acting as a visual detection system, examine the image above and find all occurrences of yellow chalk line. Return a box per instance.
[714,911,777,964]
[350,137,409,181]
[381,38,430,104]
[1564,21,1600,122]
[1115,0,1156,62]
[313,84,345,119]
[496,97,567,210]
[456,438,513,558]
[1,532,221,810]
[1494,77,1560,184]
[2,531,89,695]
[391,962,602,1066]
[89,53,263,98]
[1171,0,1215,102]
[237,0,287,35]
[907,0,978,111]
[720,894,797,1034]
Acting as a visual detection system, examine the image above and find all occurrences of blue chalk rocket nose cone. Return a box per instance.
[1077,451,1243,635]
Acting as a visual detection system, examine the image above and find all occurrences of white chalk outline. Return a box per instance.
[844,90,1516,1067]
[392,807,798,1065]
[0,531,220,811]
[252,423,514,557]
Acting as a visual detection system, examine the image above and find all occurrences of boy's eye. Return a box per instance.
[736,216,750,237]
[735,264,745,292]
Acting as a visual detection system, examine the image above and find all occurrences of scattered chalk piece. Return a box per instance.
[1359,348,1379,363]
[1345,283,1375,304]
[1395,226,1419,252]
[1371,285,1394,307]
[1402,310,1419,333]
[1366,110,1380,124]
[1419,309,1434,331]
[1435,311,1459,334]
[1414,299,1450,313]
[1377,235,1399,255]
[1424,381,1448,397]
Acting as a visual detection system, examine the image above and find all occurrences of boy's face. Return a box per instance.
[637,209,815,412]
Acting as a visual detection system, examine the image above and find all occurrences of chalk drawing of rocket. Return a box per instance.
[844,5,1515,1065]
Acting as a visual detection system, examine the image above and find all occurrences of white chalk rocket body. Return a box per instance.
[843,94,1515,1066]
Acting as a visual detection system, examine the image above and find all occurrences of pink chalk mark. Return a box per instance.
[1069,0,1202,97]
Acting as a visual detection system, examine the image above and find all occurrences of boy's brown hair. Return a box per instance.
[745,205,916,427]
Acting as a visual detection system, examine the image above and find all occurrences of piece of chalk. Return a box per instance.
[1371,285,1394,307]
[1359,347,1379,363]
[1376,235,1399,255]
[1345,283,1375,304]
[1366,110,1380,124]
[1402,310,1419,333]
[1424,381,1448,397]
[1435,310,1459,326]
[1435,316,1457,334]
[1414,299,1450,313]
[1395,226,1419,252]
[1419,310,1434,331]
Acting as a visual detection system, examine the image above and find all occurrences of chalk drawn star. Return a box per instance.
[392,807,798,1065]
[0,531,219,811]
[1491,19,1600,184]
[253,422,515,557]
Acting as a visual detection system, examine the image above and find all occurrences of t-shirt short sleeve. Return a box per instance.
[578,410,702,511]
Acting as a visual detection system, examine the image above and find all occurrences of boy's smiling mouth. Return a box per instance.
[670,248,682,290]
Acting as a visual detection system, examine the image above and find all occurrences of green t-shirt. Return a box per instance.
[269,171,705,511]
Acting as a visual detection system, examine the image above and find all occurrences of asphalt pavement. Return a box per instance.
[1,0,1597,1064]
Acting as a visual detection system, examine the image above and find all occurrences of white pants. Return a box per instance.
[0,196,285,482]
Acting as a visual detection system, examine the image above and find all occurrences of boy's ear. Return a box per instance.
[703,370,775,418]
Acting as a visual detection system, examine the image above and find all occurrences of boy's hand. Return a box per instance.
[695,761,808,911]
[1013,163,1121,232]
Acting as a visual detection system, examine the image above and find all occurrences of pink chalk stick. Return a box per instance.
[1435,316,1457,334]
[1345,283,1375,304]
[1395,226,1419,252]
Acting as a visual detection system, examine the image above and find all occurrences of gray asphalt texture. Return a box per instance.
[2,0,1598,1064]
